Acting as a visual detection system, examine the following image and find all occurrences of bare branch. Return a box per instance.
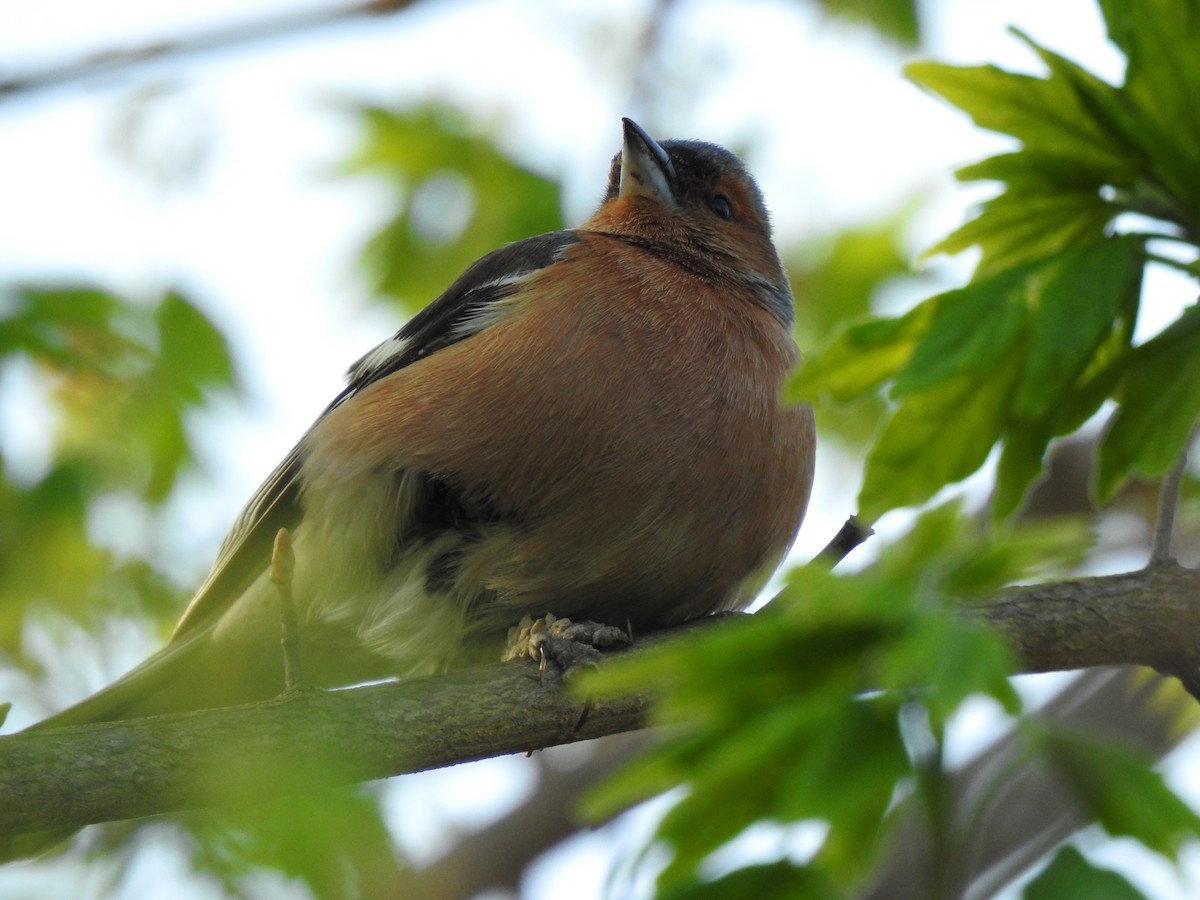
[816,515,874,567]
[0,0,418,104]
[1150,428,1196,565]
[270,528,303,692]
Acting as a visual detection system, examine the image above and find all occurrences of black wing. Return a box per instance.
[342,231,580,396]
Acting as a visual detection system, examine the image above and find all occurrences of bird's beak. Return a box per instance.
[619,118,677,206]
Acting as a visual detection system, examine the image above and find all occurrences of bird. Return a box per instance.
[29,117,816,730]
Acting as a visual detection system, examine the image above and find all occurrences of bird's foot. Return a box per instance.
[503,613,631,673]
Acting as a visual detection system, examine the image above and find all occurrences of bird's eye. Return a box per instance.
[708,194,733,220]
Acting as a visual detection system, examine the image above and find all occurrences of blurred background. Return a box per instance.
[1,0,1196,897]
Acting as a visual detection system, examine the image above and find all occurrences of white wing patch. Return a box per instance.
[344,268,541,386]
[347,334,412,384]
[446,270,538,340]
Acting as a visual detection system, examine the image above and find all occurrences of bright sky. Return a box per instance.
[0,1,1196,897]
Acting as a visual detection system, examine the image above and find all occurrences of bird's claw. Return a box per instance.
[503,613,631,673]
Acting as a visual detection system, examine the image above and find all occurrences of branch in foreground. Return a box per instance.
[966,561,1200,684]
[0,0,418,103]
[0,657,648,837]
[817,514,874,567]
[1151,427,1196,565]
[2,563,1199,838]
[865,666,1186,899]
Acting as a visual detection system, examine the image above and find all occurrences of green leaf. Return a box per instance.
[155,291,237,397]
[661,862,839,900]
[341,103,563,314]
[582,505,1036,892]
[949,517,1091,597]
[186,786,398,898]
[910,21,1200,269]
[784,701,908,877]
[1,285,238,505]
[127,291,240,501]
[0,464,110,646]
[787,304,932,404]
[993,425,1054,521]
[926,188,1113,278]
[0,283,240,646]
[906,61,1129,171]
[799,236,1149,522]
[1102,0,1200,185]
[786,210,923,446]
[1013,25,1200,231]
[1013,237,1143,422]
[788,205,919,345]
[858,349,1022,520]
[1025,846,1146,900]
[1,285,145,371]
[652,710,830,883]
[880,614,1019,727]
[813,0,920,46]
[1009,29,1143,166]
[993,259,1131,512]
[893,267,1027,395]
[1041,729,1200,860]
[1097,304,1200,502]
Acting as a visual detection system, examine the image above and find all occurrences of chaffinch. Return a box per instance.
[38,118,815,727]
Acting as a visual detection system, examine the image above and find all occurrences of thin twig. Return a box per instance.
[627,0,680,121]
[270,527,303,692]
[0,0,417,104]
[1150,427,1196,566]
[1145,252,1200,277]
[816,515,874,568]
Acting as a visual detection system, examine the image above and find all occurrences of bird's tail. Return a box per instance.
[26,626,259,730]
[1,626,288,865]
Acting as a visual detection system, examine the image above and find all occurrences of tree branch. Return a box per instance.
[1,564,1198,839]
[0,0,418,104]
[965,562,1200,683]
[0,657,648,836]
[1151,428,1195,565]
[817,514,874,567]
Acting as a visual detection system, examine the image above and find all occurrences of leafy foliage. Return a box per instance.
[0,285,238,650]
[0,102,572,892]
[582,503,1103,893]
[810,0,922,46]
[184,787,401,898]
[585,504,1192,893]
[794,0,1200,521]
[1037,727,1200,860]
[588,1,1200,894]
[786,207,931,447]
[1098,304,1200,500]
[341,104,564,315]
[1024,846,1146,900]
[659,861,839,900]
[0,285,236,504]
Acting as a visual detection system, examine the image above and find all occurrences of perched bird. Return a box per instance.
[32,118,815,729]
